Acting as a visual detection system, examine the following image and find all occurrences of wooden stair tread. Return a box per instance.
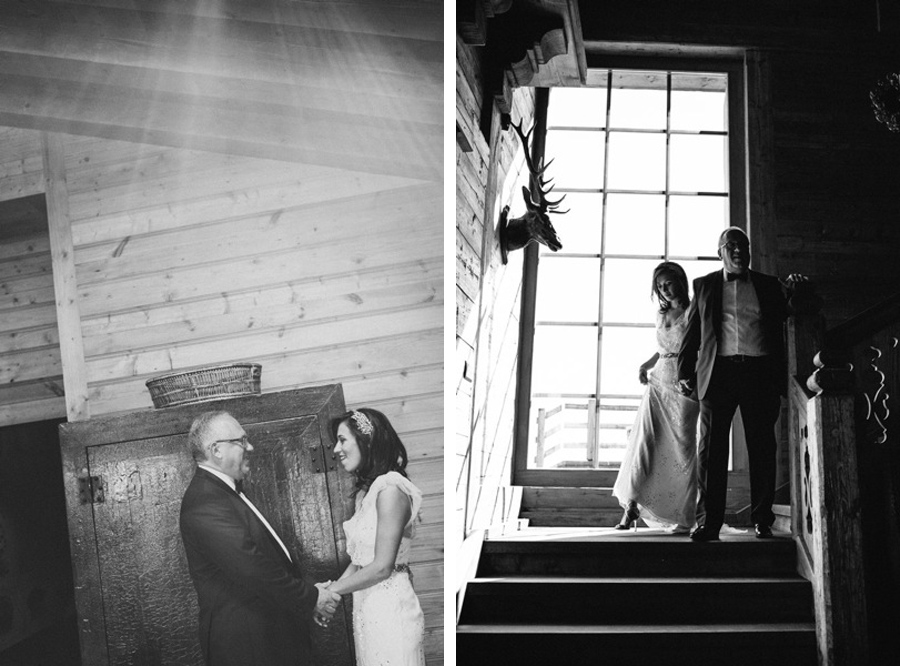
[457,623,817,634]
[483,533,791,544]
[469,575,808,584]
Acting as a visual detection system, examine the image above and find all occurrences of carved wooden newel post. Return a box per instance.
[806,354,869,666]
[786,281,824,543]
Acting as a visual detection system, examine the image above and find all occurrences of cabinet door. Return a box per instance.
[60,385,354,666]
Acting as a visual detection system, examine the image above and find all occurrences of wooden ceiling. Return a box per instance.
[0,0,442,180]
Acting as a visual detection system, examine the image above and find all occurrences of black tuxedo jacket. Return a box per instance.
[179,467,317,666]
[677,269,788,400]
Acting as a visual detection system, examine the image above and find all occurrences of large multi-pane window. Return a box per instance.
[522,65,742,476]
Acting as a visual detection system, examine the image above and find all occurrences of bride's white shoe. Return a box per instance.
[667,524,692,535]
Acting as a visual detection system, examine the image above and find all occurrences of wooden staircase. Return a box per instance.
[520,485,760,529]
[457,529,817,665]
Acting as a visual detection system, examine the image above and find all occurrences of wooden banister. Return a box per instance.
[787,287,900,664]
[805,357,868,666]
[823,291,900,665]
[786,283,869,665]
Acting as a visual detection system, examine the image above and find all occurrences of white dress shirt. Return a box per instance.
[198,463,292,562]
[719,269,770,357]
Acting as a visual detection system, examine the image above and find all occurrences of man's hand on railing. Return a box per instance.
[782,273,809,287]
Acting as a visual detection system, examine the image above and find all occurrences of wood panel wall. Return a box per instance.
[0,128,443,661]
[766,48,900,325]
[578,0,900,327]
[0,128,63,424]
[455,4,900,564]
[455,32,536,548]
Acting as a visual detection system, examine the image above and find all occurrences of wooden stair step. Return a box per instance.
[457,622,817,634]
[521,507,754,529]
[456,623,818,666]
[520,506,629,527]
[478,536,800,578]
[773,503,792,533]
[521,485,621,510]
[520,486,757,528]
[460,576,813,625]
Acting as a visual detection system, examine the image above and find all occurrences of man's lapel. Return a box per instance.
[196,467,294,571]
[711,271,724,340]
[235,486,295,571]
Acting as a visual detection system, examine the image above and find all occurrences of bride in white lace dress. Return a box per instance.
[317,408,425,666]
[612,262,700,533]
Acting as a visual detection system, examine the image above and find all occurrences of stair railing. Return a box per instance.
[786,283,869,666]
[821,292,900,664]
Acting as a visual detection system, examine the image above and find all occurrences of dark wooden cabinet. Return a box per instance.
[59,385,355,666]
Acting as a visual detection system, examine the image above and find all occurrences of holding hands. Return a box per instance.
[676,378,694,397]
[313,582,341,628]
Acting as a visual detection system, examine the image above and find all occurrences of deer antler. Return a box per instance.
[510,120,569,215]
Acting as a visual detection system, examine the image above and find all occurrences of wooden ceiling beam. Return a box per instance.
[0,52,441,125]
[0,105,443,181]
[0,0,442,180]
[0,8,441,86]
[50,0,443,42]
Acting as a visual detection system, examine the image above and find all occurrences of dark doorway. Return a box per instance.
[0,419,80,666]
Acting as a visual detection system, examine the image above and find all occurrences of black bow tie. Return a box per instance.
[234,479,244,494]
[726,272,748,282]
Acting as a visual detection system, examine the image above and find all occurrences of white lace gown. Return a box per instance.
[612,311,700,530]
[342,471,426,666]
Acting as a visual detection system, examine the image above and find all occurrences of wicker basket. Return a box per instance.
[145,363,262,409]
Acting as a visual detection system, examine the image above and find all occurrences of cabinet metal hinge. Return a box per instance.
[310,443,337,474]
[78,475,105,504]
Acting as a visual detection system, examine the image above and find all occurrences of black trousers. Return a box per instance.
[696,355,781,531]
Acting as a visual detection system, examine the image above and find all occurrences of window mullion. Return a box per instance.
[665,71,672,261]
[594,69,614,459]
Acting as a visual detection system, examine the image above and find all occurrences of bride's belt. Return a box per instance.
[393,563,414,585]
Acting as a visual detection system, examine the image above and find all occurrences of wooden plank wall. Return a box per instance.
[0,127,64,424]
[578,1,900,328]
[766,47,900,325]
[455,5,900,561]
[455,32,536,548]
[0,129,444,662]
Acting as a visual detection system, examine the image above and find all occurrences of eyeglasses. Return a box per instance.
[719,241,749,251]
[212,436,251,450]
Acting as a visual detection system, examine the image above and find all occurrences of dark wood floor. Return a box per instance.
[0,613,80,666]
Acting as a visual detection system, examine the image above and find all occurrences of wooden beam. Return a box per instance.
[42,132,89,421]
[0,1,442,180]
[0,52,441,123]
[0,71,441,181]
[46,0,443,43]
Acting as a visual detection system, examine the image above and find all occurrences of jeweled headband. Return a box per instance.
[351,410,373,436]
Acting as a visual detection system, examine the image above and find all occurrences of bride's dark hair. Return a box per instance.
[651,261,690,312]
[329,407,409,495]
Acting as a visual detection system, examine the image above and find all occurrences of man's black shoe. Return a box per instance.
[755,524,774,539]
[690,525,720,542]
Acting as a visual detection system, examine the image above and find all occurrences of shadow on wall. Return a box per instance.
[0,419,80,665]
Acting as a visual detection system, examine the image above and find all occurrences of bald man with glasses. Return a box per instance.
[179,410,341,665]
[677,227,804,543]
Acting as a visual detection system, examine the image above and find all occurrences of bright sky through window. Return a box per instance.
[525,69,731,471]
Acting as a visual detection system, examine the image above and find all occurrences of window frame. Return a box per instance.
[512,56,747,487]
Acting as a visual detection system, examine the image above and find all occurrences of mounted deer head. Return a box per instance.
[499,119,568,264]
